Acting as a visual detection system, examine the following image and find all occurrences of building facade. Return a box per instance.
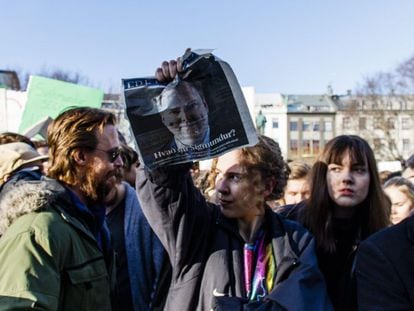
[335,94,414,162]
[243,87,414,164]
[244,87,337,163]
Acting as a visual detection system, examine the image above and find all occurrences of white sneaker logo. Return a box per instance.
[213,288,226,297]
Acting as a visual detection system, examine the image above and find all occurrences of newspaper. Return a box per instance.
[123,49,258,169]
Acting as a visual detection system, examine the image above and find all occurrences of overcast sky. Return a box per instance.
[2,0,414,94]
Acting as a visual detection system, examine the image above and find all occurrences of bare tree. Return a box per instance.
[11,67,95,91]
[341,54,414,162]
[37,67,92,87]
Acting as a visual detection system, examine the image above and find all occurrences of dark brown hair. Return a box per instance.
[120,143,138,170]
[238,135,289,201]
[47,107,117,185]
[301,135,390,252]
[405,154,414,170]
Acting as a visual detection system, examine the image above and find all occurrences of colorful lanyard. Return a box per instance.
[243,230,276,301]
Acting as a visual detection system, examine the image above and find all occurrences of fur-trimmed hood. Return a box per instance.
[0,178,67,236]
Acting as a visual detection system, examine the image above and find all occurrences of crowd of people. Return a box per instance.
[0,56,414,310]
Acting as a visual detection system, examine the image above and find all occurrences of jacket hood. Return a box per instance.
[0,178,66,236]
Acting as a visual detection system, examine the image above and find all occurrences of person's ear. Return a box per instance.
[73,148,88,166]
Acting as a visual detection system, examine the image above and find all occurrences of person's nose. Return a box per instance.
[177,109,190,124]
[113,154,124,168]
[340,168,354,184]
[215,175,229,194]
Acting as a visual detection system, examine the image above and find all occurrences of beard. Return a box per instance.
[79,165,122,205]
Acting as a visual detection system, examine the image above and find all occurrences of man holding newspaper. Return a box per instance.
[129,50,332,310]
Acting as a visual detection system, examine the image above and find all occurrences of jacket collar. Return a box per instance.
[217,207,301,284]
[0,176,105,246]
[216,207,299,260]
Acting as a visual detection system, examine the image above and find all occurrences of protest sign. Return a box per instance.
[0,89,27,133]
[124,49,258,169]
[18,76,104,133]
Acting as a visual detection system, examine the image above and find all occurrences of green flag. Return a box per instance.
[18,76,104,133]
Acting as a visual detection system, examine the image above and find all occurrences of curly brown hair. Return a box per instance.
[238,135,289,201]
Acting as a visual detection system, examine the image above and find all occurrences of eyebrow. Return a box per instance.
[215,167,246,176]
[329,161,366,166]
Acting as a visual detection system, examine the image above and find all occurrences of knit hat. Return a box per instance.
[0,142,48,183]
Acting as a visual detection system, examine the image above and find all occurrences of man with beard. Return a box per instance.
[0,107,123,310]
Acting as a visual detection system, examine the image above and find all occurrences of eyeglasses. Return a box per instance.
[94,147,122,163]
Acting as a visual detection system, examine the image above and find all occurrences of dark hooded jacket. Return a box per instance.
[356,215,414,310]
[279,202,360,311]
[136,165,332,310]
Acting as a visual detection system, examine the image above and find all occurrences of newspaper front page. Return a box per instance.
[124,50,258,169]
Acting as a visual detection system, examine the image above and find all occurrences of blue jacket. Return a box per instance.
[123,183,167,310]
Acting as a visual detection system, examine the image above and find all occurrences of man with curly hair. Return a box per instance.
[136,57,332,310]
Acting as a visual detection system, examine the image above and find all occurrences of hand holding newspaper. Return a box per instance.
[123,49,258,169]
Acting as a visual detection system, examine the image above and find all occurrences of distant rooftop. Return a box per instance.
[283,94,337,113]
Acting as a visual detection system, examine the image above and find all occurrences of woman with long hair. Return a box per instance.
[281,135,390,310]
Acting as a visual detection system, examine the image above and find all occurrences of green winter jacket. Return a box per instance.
[0,178,113,310]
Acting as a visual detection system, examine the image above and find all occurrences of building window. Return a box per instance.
[313,121,320,132]
[373,117,381,129]
[343,117,351,130]
[290,121,298,131]
[272,118,279,129]
[403,139,410,152]
[313,139,320,155]
[302,139,311,155]
[325,120,332,132]
[387,117,396,129]
[402,117,410,130]
[359,117,366,130]
[303,121,311,132]
[290,139,298,156]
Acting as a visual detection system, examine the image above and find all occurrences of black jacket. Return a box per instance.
[136,166,332,310]
[279,202,359,311]
[356,215,414,310]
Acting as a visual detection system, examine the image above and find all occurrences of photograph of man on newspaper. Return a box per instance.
[147,79,210,153]
[124,50,258,169]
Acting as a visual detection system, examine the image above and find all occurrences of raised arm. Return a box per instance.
[135,164,217,271]
[154,48,189,82]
